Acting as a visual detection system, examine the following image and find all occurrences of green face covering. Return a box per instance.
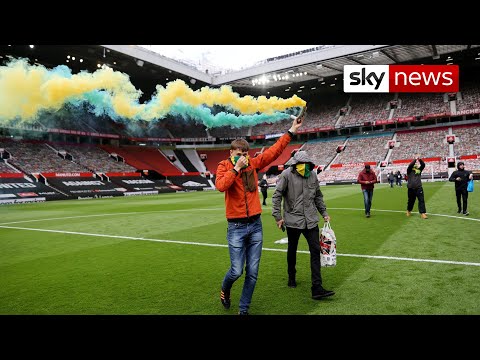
[230,155,249,168]
[296,163,311,178]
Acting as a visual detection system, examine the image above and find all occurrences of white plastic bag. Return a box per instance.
[320,221,336,267]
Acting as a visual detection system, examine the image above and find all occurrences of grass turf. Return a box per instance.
[0,182,479,314]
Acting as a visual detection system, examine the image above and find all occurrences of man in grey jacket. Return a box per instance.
[272,150,335,300]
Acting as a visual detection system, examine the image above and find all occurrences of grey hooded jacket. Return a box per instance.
[272,151,328,229]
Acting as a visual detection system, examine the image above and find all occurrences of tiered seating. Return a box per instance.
[302,139,346,166]
[457,83,480,112]
[251,117,291,136]
[424,162,448,175]
[319,165,379,182]
[259,144,303,172]
[101,145,183,175]
[461,159,480,171]
[391,129,449,161]
[56,144,137,173]
[333,136,390,164]
[394,93,449,117]
[340,94,392,126]
[197,149,229,173]
[393,162,448,177]
[304,107,341,129]
[2,141,86,174]
[0,161,19,173]
[453,126,480,156]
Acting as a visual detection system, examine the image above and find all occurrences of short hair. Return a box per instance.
[365,164,371,169]
[230,138,249,151]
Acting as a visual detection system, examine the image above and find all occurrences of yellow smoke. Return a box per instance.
[0,59,306,122]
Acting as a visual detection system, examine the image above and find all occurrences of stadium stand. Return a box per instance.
[173,149,198,172]
[51,143,137,173]
[300,138,346,167]
[340,94,392,127]
[390,128,449,161]
[453,125,480,156]
[1,140,87,174]
[333,134,392,164]
[457,82,480,112]
[100,145,183,175]
[394,93,449,118]
[0,160,20,173]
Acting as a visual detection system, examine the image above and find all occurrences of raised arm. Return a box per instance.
[251,116,303,170]
[407,159,416,173]
[418,158,425,171]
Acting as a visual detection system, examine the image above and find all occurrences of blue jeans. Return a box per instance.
[222,217,263,313]
[362,189,374,214]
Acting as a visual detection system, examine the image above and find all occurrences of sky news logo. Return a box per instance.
[343,65,459,93]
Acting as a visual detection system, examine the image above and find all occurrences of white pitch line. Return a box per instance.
[1,225,479,267]
[1,207,478,226]
[329,207,480,222]
[0,207,225,225]
[0,225,228,248]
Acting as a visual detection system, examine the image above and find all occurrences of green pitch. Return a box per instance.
[0,182,479,314]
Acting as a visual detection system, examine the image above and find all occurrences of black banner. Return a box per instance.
[0,177,68,203]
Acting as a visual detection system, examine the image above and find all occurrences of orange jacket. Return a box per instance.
[216,132,292,219]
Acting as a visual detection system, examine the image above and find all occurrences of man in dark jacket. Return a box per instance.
[259,174,269,206]
[449,161,473,215]
[357,164,378,218]
[387,171,395,187]
[406,157,428,219]
[272,150,335,300]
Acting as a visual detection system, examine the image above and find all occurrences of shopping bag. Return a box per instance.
[319,221,336,267]
[467,179,474,192]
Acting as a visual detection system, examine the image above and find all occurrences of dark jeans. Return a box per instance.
[222,217,263,313]
[362,189,374,214]
[261,189,267,205]
[407,187,426,214]
[456,188,468,212]
[286,225,322,292]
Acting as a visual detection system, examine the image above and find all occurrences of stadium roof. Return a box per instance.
[2,44,480,99]
[103,44,480,91]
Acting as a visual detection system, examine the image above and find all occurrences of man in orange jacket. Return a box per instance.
[216,115,303,315]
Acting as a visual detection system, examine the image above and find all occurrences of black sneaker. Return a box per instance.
[238,310,249,315]
[464,211,469,216]
[457,209,462,214]
[312,288,335,300]
[366,212,370,218]
[220,289,231,309]
[288,278,297,288]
